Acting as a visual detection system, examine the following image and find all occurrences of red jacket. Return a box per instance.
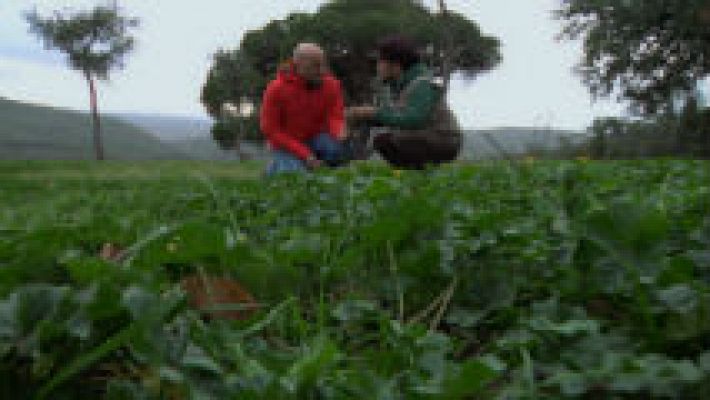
[260,66,345,160]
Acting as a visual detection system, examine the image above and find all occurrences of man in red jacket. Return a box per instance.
[261,43,349,175]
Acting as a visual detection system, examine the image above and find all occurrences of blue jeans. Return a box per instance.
[266,133,349,176]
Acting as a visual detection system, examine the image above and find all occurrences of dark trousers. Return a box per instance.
[373,132,459,169]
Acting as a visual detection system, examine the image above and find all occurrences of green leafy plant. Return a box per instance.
[0,160,708,398]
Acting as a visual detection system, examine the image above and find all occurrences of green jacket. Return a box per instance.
[373,63,441,130]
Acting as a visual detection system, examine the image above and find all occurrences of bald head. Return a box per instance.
[293,43,324,62]
[293,42,326,84]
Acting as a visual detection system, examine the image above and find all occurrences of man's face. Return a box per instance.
[295,54,324,84]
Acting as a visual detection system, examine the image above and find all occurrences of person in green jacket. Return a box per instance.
[347,36,462,169]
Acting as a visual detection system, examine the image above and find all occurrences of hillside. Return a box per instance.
[0,98,586,161]
[112,112,268,160]
[111,113,213,141]
[461,127,589,160]
[0,98,182,160]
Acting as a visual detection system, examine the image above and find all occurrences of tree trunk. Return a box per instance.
[86,74,105,161]
[234,110,247,160]
[234,135,247,161]
[438,0,454,92]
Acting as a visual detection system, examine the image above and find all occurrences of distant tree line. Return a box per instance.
[587,100,710,159]
[555,0,710,159]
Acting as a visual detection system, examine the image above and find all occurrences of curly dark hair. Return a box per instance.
[377,35,421,71]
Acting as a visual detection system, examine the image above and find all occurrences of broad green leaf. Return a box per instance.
[440,359,498,399]
[698,352,710,372]
[181,345,223,376]
[656,284,698,314]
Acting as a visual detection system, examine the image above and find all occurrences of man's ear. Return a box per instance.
[320,60,330,75]
[278,59,293,73]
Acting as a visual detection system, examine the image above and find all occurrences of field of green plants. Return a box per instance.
[1,160,709,399]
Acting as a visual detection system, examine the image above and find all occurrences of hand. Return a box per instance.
[335,127,349,142]
[346,106,377,120]
[305,155,323,170]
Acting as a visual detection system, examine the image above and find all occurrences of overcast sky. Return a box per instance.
[0,0,626,130]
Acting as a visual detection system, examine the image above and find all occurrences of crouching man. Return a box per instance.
[261,43,349,175]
